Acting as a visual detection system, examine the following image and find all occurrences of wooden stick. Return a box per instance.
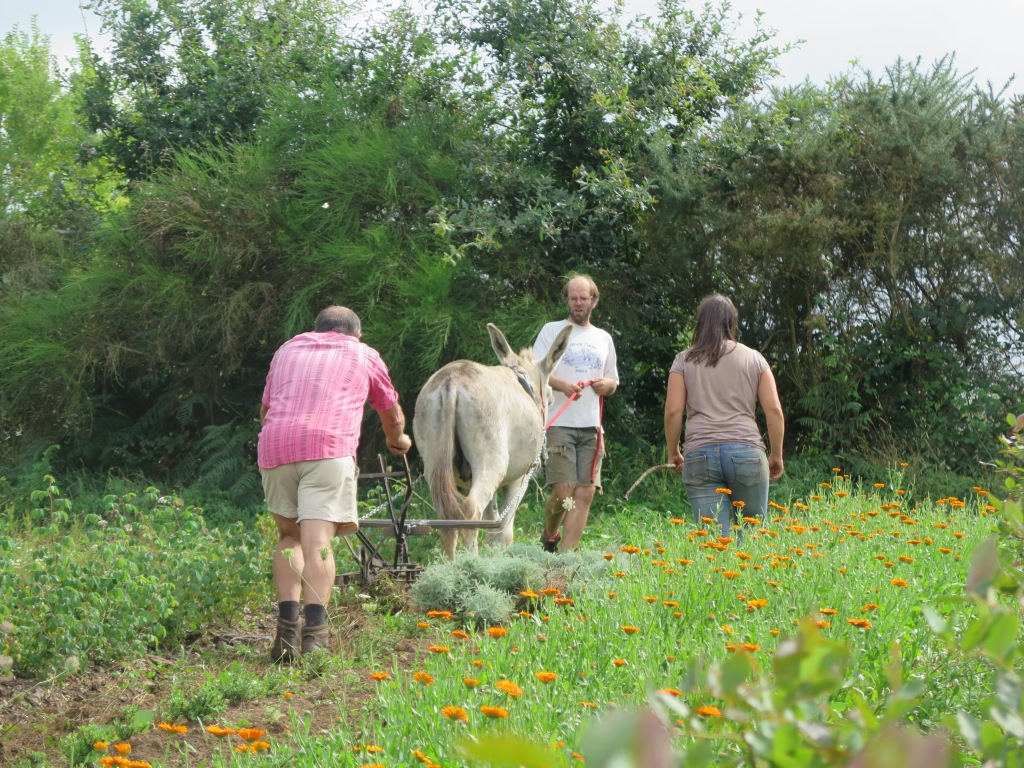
[623,463,676,500]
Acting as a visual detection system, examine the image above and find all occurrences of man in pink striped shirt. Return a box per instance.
[259,306,411,662]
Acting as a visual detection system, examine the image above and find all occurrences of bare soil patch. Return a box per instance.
[0,599,426,767]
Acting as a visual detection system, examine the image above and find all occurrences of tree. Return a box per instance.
[79,0,352,180]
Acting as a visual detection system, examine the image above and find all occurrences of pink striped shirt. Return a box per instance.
[257,331,399,468]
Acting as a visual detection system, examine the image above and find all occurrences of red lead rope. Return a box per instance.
[543,380,604,484]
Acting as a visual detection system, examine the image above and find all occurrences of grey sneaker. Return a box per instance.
[270,616,302,663]
[301,623,330,654]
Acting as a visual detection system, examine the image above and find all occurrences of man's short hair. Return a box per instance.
[315,306,361,336]
[562,273,599,301]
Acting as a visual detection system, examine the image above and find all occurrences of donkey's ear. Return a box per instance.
[488,323,517,367]
[542,324,573,374]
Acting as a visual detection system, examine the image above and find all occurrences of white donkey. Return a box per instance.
[414,323,572,559]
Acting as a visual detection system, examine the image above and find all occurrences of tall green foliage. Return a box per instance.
[79,0,351,180]
[648,57,1024,469]
[1,0,1021,490]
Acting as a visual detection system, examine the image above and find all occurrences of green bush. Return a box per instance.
[0,477,270,677]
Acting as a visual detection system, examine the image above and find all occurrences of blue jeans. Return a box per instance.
[682,444,769,539]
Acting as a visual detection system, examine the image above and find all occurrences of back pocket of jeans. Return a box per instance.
[732,455,766,485]
[682,454,710,485]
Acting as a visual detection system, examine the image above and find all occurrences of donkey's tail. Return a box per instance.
[429,380,469,521]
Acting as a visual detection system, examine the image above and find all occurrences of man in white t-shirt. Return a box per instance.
[533,274,619,551]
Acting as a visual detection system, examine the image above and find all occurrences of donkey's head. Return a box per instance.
[487,323,572,413]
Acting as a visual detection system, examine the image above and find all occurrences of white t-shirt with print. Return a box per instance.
[533,321,618,429]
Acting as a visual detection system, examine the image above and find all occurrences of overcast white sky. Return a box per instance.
[3,0,1020,94]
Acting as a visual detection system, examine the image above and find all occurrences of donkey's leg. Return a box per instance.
[439,528,458,560]
[465,469,506,554]
[484,481,518,548]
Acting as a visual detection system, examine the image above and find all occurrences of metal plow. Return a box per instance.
[336,454,534,587]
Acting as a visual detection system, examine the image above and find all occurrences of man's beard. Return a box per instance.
[570,307,592,325]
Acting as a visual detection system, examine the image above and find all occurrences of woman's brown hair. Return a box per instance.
[683,294,738,367]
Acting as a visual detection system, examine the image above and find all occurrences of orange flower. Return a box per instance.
[451,630,471,639]
[742,516,760,524]
[237,729,267,742]
[426,610,453,619]
[658,688,683,696]
[251,741,271,752]
[938,547,953,554]
[114,744,132,755]
[487,627,508,638]
[365,745,384,753]
[696,705,722,717]
[156,723,187,734]
[891,578,908,588]
[620,625,640,634]
[620,545,642,554]
[496,680,523,698]
[819,608,838,615]
[741,643,761,652]
[205,726,235,737]
[862,603,879,611]
[722,571,740,579]
[540,588,562,596]
[746,598,767,610]
[413,671,435,685]
[847,618,873,630]
[519,589,540,598]
[441,706,469,721]
[93,742,109,751]
[463,677,479,687]
[417,622,430,629]
[716,488,732,494]
[369,671,390,681]
[731,500,746,508]
[612,658,627,667]
[480,706,509,719]
[769,629,781,636]
[579,701,597,708]
[898,555,915,563]
[427,645,451,653]
[554,597,574,605]
[663,600,680,608]
[535,671,558,683]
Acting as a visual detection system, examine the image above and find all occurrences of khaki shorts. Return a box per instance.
[260,457,358,525]
[545,427,603,488]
